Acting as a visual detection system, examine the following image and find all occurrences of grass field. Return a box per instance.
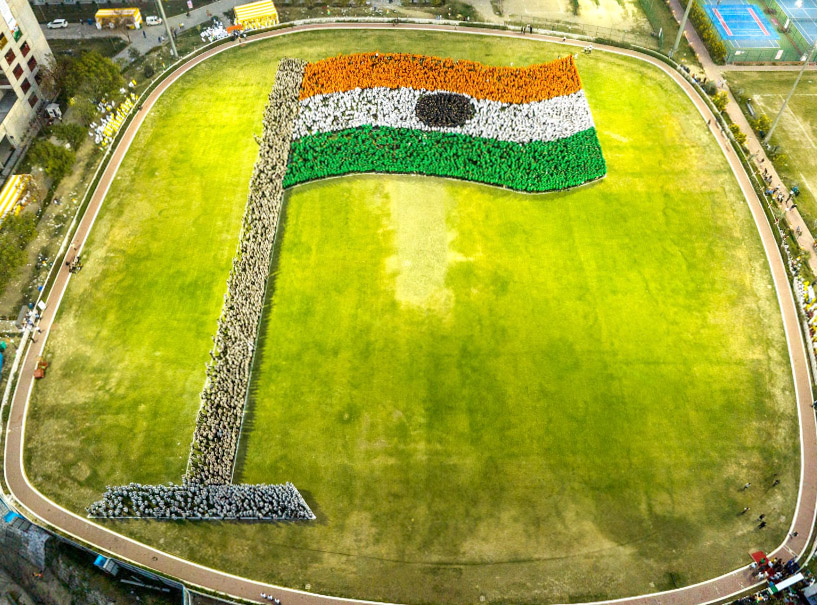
[23,31,798,604]
[728,72,817,229]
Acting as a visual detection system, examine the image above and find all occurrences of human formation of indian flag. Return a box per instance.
[283,53,606,193]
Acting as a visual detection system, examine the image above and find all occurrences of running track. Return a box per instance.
[4,23,817,605]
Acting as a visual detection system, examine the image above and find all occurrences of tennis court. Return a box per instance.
[777,0,817,44]
[704,2,781,47]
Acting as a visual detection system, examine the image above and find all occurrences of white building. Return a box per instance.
[0,0,50,173]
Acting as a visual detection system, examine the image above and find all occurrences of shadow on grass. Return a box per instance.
[233,190,292,484]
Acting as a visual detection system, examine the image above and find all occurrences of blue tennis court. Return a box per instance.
[777,0,817,44]
[704,2,780,45]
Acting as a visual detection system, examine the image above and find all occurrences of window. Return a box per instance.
[34,71,42,85]
[27,56,35,71]
[28,94,37,108]
[20,42,29,57]
[12,64,22,80]
[4,49,14,64]
[20,78,29,93]
[0,34,7,51]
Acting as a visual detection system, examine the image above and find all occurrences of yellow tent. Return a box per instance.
[0,174,31,224]
[234,0,279,29]
[95,8,143,29]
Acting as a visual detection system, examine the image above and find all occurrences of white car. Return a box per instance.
[47,19,68,29]
[145,15,163,25]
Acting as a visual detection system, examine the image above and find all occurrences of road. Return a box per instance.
[4,22,817,605]
[41,0,245,61]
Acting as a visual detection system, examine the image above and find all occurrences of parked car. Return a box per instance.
[46,18,68,29]
[145,15,163,25]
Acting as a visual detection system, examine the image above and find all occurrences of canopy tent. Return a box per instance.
[233,0,279,29]
[95,8,143,29]
[0,174,30,224]
[769,572,804,593]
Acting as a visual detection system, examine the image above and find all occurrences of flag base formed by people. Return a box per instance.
[284,53,606,193]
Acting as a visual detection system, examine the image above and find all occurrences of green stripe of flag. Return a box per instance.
[283,126,606,193]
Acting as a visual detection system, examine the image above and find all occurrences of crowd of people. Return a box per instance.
[87,481,314,520]
[90,92,138,148]
[283,123,606,193]
[299,52,583,104]
[285,52,605,193]
[185,57,306,487]
[88,59,313,521]
[291,86,595,145]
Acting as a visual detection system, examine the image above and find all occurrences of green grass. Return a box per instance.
[46,38,128,58]
[728,71,817,229]
[24,31,797,604]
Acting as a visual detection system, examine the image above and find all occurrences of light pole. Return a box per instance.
[155,0,178,58]
[763,40,817,145]
[669,0,694,59]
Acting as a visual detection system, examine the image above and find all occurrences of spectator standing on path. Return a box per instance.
[143,30,146,38]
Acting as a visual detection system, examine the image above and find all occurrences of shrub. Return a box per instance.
[27,140,76,184]
[685,0,727,64]
[712,91,729,112]
[751,113,772,135]
[50,123,86,151]
[729,123,747,145]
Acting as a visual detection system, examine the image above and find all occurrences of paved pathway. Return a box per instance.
[115,0,246,60]
[41,0,245,61]
[666,0,817,275]
[4,22,817,605]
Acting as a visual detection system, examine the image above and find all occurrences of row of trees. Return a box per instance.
[684,0,728,64]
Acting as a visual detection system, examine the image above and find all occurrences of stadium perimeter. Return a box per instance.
[3,22,817,605]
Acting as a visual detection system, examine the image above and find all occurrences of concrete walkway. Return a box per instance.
[666,0,817,274]
[3,21,816,605]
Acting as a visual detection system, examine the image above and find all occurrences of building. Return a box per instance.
[0,0,50,174]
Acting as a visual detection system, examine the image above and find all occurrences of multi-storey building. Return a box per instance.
[0,0,50,172]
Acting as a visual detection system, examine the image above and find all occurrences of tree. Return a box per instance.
[36,53,72,100]
[729,123,747,146]
[27,140,76,184]
[712,91,729,112]
[63,50,125,101]
[50,122,86,150]
[751,113,772,136]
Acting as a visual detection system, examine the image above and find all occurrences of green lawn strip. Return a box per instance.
[727,71,817,229]
[23,31,797,605]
